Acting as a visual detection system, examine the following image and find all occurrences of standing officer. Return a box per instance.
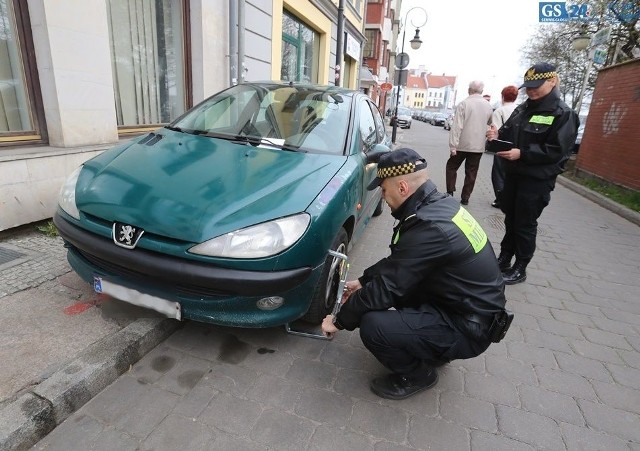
[487,63,579,284]
[321,148,510,400]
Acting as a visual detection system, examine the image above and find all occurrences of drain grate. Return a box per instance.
[0,246,26,266]
[0,244,33,271]
[485,214,547,236]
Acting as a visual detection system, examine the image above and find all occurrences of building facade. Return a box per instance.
[402,69,456,111]
[0,0,367,231]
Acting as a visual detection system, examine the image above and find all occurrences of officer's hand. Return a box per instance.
[342,280,362,302]
[486,124,498,140]
[450,148,457,156]
[322,315,338,339]
[497,148,521,160]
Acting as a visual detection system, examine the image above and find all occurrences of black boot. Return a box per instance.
[503,261,527,285]
[496,254,513,273]
[370,365,438,400]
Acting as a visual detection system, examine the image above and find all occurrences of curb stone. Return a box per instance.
[0,318,181,451]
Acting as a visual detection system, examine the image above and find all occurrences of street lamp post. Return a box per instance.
[391,7,427,144]
[572,26,593,116]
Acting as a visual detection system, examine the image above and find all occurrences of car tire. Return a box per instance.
[302,228,349,324]
[373,198,384,217]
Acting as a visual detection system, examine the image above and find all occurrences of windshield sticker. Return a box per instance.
[452,207,487,253]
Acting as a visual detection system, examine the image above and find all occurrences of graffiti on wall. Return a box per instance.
[602,102,627,135]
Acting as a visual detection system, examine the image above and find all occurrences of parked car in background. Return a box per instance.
[391,106,412,129]
[443,113,454,130]
[422,111,434,123]
[54,82,391,329]
[430,112,447,126]
[573,123,585,153]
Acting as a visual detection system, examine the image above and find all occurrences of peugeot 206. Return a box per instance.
[54,82,391,328]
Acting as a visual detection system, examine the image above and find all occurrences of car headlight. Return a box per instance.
[58,167,82,220]
[189,213,310,258]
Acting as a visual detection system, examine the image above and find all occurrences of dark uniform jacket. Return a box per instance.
[335,180,506,332]
[497,88,579,180]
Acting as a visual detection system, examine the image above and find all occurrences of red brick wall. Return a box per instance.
[575,59,640,190]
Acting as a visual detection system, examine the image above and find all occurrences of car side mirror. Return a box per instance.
[366,144,391,164]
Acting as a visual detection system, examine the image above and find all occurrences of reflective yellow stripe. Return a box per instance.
[452,207,487,253]
[529,115,554,125]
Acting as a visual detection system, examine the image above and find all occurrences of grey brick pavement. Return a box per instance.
[3,123,640,450]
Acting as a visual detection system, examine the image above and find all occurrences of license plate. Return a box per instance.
[93,276,181,321]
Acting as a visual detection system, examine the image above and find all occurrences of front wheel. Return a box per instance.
[301,228,349,324]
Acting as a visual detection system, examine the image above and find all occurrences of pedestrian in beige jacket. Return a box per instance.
[446,80,493,205]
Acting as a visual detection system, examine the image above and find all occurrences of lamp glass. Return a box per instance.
[572,35,590,51]
[410,29,422,50]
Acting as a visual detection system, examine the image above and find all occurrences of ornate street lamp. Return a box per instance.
[391,7,428,144]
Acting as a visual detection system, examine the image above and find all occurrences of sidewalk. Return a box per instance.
[2,124,640,450]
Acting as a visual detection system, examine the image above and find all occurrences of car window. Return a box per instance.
[368,102,386,144]
[359,99,377,150]
[172,84,352,155]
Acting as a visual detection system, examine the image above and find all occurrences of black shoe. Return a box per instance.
[491,200,500,208]
[503,262,527,285]
[370,367,438,400]
[496,254,513,273]
[446,191,454,197]
[460,199,469,205]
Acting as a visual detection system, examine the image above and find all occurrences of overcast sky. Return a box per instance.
[397,0,545,102]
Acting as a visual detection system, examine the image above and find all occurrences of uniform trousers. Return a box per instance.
[491,154,505,199]
[359,305,490,374]
[445,152,483,201]
[499,174,555,263]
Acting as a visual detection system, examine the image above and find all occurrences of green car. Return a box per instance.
[54,82,390,328]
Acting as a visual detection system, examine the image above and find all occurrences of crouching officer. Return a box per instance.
[322,148,512,400]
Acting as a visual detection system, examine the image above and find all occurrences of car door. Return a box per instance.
[356,99,384,218]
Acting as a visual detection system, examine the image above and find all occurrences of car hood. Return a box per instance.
[76,131,345,243]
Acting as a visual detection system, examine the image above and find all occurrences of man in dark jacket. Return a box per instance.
[321,148,509,400]
[487,63,579,284]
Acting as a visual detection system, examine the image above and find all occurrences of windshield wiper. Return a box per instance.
[164,125,186,133]
[230,135,305,152]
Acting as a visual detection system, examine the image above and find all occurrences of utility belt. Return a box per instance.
[465,310,514,343]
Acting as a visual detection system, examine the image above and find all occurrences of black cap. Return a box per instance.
[367,148,427,190]
[520,62,557,89]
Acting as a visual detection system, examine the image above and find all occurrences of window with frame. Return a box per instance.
[281,11,319,83]
[0,0,45,146]
[364,29,376,59]
[106,0,188,130]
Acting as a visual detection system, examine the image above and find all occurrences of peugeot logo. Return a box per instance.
[112,222,144,249]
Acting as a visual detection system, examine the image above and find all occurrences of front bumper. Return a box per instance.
[54,212,319,327]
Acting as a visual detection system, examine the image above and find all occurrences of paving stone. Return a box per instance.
[249,408,316,450]
[507,342,558,369]
[198,361,259,397]
[470,430,535,451]
[320,342,379,371]
[606,363,640,390]
[560,422,632,451]
[407,416,469,450]
[245,373,303,412]
[485,354,538,386]
[508,299,553,320]
[537,317,583,339]
[433,365,464,394]
[602,307,640,327]
[522,328,573,353]
[591,380,640,415]
[139,414,217,450]
[554,352,613,382]
[463,372,520,407]
[570,339,626,365]
[581,327,634,351]
[308,425,374,451]
[171,383,217,419]
[199,392,262,436]
[372,441,417,451]
[578,399,640,442]
[285,358,337,390]
[349,400,409,443]
[534,365,597,401]
[439,392,497,433]
[550,308,595,327]
[591,316,640,337]
[295,387,355,427]
[496,405,565,450]
[617,349,640,370]
[518,384,584,425]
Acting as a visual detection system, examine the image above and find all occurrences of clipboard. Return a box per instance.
[486,139,514,153]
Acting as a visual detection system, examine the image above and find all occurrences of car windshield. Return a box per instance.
[171,83,352,155]
[398,107,411,116]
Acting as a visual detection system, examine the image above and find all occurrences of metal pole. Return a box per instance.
[229,0,238,86]
[335,0,345,87]
[391,28,406,144]
[238,0,246,83]
[575,49,594,115]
